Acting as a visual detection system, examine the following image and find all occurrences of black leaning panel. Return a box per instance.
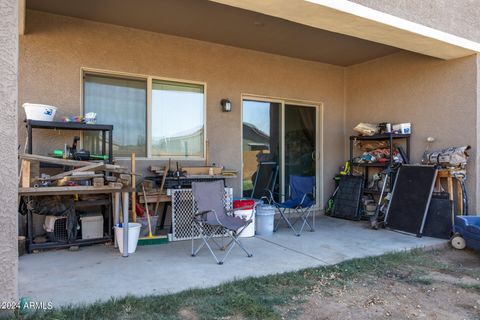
[385,165,437,236]
[423,196,454,239]
[332,175,363,220]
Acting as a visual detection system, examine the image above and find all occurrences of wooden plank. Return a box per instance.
[131,153,136,222]
[20,154,121,170]
[447,176,454,201]
[20,154,92,167]
[457,179,463,214]
[19,185,122,196]
[48,163,105,181]
[21,159,31,188]
[139,194,171,204]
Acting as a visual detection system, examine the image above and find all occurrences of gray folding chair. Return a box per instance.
[191,181,253,265]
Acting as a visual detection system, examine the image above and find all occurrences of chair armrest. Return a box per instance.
[194,210,213,221]
[263,189,286,205]
[194,210,212,216]
[226,206,255,220]
[299,192,315,207]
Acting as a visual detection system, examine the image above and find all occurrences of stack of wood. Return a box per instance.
[20,154,133,191]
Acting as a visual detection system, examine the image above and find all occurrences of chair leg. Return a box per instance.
[275,208,299,235]
[296,207,315,236]
[218,233,252,264]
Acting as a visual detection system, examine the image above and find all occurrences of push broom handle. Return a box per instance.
[142,184,153,238]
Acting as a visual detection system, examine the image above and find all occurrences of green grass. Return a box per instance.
[13,249,439,320]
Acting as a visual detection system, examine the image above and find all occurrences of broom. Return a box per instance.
[137,183,168,246]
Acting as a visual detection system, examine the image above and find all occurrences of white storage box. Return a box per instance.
[23,103,57,121]
[392,123,411,134]
[80,213,104,239]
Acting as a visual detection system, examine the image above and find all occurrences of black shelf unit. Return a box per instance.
[349,133,410,194]
[23,120,115,252]
[26,120,114,163]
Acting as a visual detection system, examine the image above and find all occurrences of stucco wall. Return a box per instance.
[19,10,346,203]
[0,0,19,311]
[349,0,480,44]
[346,51,478,212]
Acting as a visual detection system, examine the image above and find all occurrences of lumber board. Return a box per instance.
[20,154,121,170]
[21,160,31,188]
[19,185,123,196]
[139,194,171,204]
[48,163,105,181]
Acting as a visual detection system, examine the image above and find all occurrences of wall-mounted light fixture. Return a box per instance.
[221,99,232,112]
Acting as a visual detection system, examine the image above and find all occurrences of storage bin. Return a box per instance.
[23,103,57,121]
[80,213,104,239]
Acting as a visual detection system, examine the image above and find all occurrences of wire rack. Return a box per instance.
[171,188,233,241]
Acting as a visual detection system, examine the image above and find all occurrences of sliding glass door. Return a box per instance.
[242,98,319,202]
[242,100,281,197]
[284,104,316,195]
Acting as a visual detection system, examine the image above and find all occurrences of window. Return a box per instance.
[84,74,147,157]
[152,80,204,157]
[83,71,205,158]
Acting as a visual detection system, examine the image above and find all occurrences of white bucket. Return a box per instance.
[23,103,57,121]
[234,209,255,237]
[255,204,276,236]
[114,223,141,254]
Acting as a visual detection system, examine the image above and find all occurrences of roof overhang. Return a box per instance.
[210,0,480,60]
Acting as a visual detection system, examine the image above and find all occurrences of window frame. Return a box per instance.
[80,67,207,160]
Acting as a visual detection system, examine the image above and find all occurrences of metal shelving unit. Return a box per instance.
[26,120,114,163]
[23,120,115,252]
[349,133,410,194]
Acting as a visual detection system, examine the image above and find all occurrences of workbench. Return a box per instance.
[20,186,132,257]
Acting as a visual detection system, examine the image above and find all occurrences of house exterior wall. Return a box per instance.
[349,0,480,43]
[346,51,478,212]
[0,0,19,310]
[19,10,346,203]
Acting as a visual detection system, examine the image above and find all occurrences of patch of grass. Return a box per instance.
[14,249,439,320]
[457,283,480,294]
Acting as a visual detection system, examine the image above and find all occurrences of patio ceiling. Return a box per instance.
[25,0,401,66]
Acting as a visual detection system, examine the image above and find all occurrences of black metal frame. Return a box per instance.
[349,133,410,195]
[24,119,115,252]
[26,120,114,163]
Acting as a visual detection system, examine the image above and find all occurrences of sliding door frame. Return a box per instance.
[240,94,324,208]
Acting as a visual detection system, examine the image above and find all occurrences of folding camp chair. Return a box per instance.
[268,175,316,236]
[250,161,278,201]
[191,181,253,265]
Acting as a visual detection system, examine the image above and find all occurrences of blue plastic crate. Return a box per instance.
[453,216,480,250]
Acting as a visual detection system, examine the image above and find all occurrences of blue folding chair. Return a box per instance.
[267,175,316,236]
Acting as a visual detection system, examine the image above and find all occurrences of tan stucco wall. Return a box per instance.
[346,51,478,212]
[349,0,480,44]
[19,10,346,203]
[0,0,19,311]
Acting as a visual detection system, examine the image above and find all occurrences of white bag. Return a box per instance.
[353,123,379,136]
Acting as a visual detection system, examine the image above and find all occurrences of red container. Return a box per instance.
[233,200,255,210]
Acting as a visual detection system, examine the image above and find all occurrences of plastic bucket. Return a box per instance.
[114,223,141,254]
[233,200,255,237]
[22,103,57,121]
[255,204,276,236]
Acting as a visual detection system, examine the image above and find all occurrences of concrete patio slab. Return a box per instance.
[19,215,445,307]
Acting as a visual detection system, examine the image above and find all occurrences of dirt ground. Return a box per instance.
[299,249,480,320]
